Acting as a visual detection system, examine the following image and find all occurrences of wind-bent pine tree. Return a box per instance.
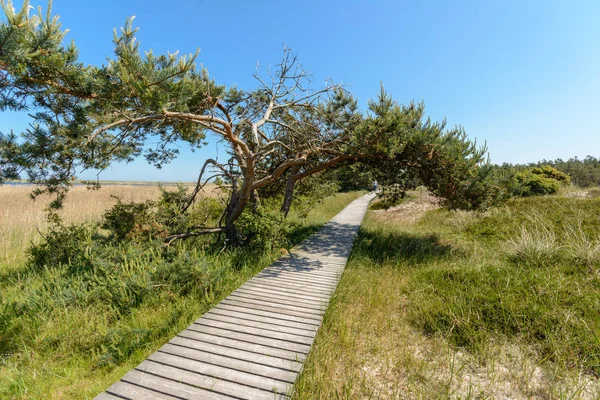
[0,1,491,244]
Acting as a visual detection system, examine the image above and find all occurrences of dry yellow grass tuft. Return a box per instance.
[0,184,217,272]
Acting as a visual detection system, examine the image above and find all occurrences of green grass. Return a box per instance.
[0,191,364,399]
[294,194,600,399]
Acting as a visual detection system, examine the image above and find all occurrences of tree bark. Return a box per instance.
[224,156,256,243]
[280,165,299,217]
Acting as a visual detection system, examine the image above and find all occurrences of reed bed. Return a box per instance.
[0,184,216,272]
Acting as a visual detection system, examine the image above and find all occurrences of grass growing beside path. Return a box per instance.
[294,193,600,399]
[0,189,363,399]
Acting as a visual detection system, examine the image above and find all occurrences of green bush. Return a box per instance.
[513,170,560,196]
[101,187,225,242]
[28,223,97,270]
[101,199,155,240]
[530,165,571,184]
[238,207,293,252]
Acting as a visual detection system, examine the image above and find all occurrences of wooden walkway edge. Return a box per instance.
[95,193,375,400]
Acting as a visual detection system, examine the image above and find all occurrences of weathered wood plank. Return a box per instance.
[177,329,307,362]
[213,303,322,327]
[227,293,326,313]
[253,271,340,286]
[242,279,334,296]
[256,268,341,281]
[186,323,312,354]
[220,298,323,321]
[202,311,317,338]
[137,360,278,400]
[233,287,328,308]
[210,304,319,332]
[93,393,122,400]
[105,380,180,400]
[147,351,292,393]
[120,369,232,399]
[234,285,330,306]
[158,343,298,383]
[169,335,304,372]
[239,281,331,301]
[193,319,315,345]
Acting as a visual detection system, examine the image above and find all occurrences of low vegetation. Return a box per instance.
[294,190,600,399]
[0,184,363,399]
[0,184,207,272]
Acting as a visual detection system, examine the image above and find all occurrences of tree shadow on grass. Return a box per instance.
[350,228,454,265]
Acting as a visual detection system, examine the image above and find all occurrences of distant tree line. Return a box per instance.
[533,156,600,188]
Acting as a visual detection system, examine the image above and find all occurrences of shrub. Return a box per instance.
[28,223,97,270]
[238,207,293,252]
[101,188,224,242]
[531,165,571,184]
[513,170,560,196]
[101,199,155,240]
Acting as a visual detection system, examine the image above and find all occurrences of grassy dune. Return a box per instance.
[0,184,363,399]
[294,191,600,399]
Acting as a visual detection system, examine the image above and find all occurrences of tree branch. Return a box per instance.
[163,227,226,245]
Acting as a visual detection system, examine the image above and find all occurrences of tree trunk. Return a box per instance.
[224,191,244,243]
[280,166,299,217]
[250,190,261,212]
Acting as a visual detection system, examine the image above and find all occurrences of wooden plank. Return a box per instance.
[105,381,180,400]
[158,343,297,382]
[263,263,342,275]
[232,289,327,311]
[220,298,323,321]
[169,335,304,372]
[240,281,332,301]
[202,311,316,338]
[186,323,311,354]
[213,303,321,327]
[210,304,319,332]
[233,286,328,307]
[234,285,330,306]
[274,255,347,265]
[148,351,292,393]
[257,269,341,282]
[194,319,315,345]
[239,282,331,303]
[255,270,340,285]
[93,393,122,400]
[223,296,326,318]
[243,278,334,296]
[120,369,232,400]
[258,266,341,280]
[228,292,326,313]
[136,360,280,400]
[177,329,307,362]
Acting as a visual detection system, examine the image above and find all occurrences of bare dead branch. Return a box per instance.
[163,227,226,245]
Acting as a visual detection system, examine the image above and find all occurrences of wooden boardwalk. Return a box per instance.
[95,193,375,400]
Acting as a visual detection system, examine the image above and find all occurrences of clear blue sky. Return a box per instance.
[2,0,599,181]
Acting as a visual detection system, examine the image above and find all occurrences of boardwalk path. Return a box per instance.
[96,193,375,400]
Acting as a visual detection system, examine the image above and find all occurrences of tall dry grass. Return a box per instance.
[0,184,216,272]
